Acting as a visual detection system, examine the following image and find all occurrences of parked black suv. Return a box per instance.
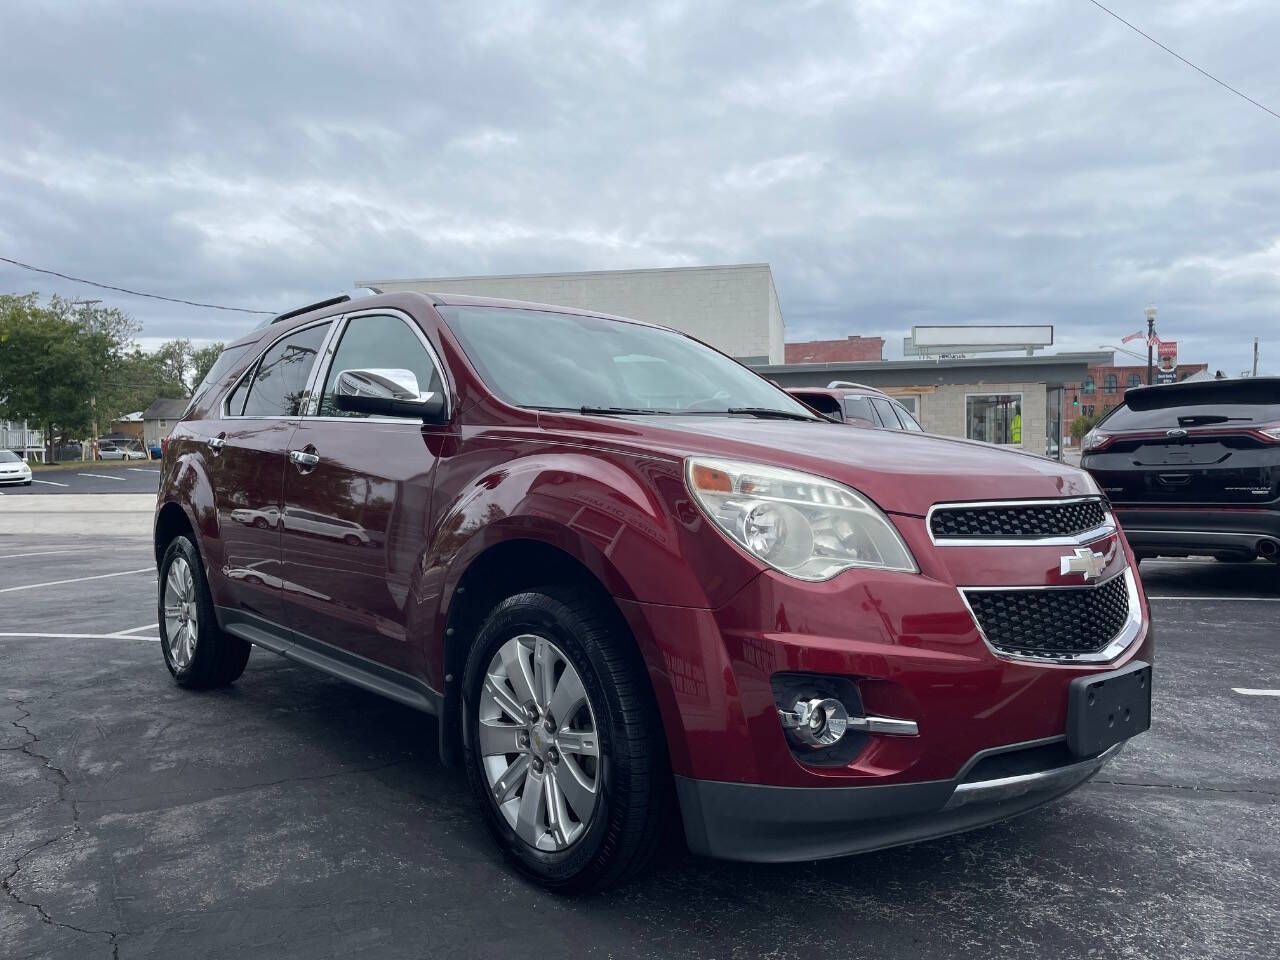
[1081,377,1280,562]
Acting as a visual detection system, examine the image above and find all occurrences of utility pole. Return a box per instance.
[1143,305,1158,384]
[71,299,102,461]
[1254,337,1260,378]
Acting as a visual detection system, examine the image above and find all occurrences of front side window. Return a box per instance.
[317,314,444,418]
[237,322,331,417]
[843,396,876,423]
[966,394,1023,445]
[438,306,815,417]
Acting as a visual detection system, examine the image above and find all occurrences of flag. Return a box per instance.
[1120,331,1144,344]
[1147,334,1161,347]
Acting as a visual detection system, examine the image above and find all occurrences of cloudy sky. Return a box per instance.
[2,0,1277,374]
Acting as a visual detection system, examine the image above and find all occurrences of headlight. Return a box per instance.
[685,457,917,580]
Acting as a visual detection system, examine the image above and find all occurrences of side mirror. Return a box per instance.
[332,368,447,423]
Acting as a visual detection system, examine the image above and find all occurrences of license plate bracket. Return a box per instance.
[1066,661,1152,757]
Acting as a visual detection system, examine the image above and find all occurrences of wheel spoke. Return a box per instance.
[478,718,524,757]
[515,764,547,846]
[166,567,183,599]
[533,637,557,711]
[544,770,571,847]
[490,754,530,805]
[500,638,537,707]
[555,730,598,759]
[549,666,587,728]
[483,674,526,723]
[556,756,597,821]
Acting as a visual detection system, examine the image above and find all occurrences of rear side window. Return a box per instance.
[237,322,332,417]
[186,344,248,416]
[870,398,901,428]
[891,401,924,431]
[1103,382,1280,431]
[843,396,876,423]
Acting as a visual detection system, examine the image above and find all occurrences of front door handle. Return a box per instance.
[289,449,320,468]
[207,434,226,452]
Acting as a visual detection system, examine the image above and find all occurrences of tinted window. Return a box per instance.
[791,392,843,419]
[188,344,249,415]
[0,450,20,463]
[843,396,876,423]
[240,322,331,417]
[317,314,444,418]
[438,306,815,417]
[1103,396,1280,431]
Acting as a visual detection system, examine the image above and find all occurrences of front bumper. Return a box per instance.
[1115,506,1280,556]
[676,738,1123,862]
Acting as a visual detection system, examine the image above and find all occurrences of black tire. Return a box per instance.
[462,587,667,893]
[158,536,251,689]
[343,534,361,547]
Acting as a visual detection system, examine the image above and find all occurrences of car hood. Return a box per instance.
[577,417,1099,517]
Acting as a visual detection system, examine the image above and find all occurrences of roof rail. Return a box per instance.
[259,287,383,328]
[827,380,876,390]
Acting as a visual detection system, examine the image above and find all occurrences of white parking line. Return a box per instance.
[1147,595,1280,602]
[0,632,159,642]
[77,472,129,481]
[0,567,153,593]
[0,549,81,560]
[109,623,159,636]
[1232,688,1280,697]
[30,478,70,487]
[128,468,161,474]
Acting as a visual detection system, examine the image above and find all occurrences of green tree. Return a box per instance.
[1070,413,1101,442]
[191,342,225,390]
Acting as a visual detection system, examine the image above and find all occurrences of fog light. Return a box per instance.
[780,697,850,747]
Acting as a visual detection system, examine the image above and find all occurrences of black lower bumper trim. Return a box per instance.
[1115,507,1280,556]
[675,741,1124,863]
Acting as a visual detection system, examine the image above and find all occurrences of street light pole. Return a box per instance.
[1143,305,1158,384]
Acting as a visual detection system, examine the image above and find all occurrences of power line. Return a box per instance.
[1085,0,1280,123]
[0,256,275,315]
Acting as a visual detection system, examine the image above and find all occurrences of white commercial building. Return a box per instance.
[361,263,785,365]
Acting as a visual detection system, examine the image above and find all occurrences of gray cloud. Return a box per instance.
[2,0,1278,374]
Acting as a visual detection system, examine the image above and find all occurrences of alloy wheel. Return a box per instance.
[478,633,600,852]
[163,556,199,669]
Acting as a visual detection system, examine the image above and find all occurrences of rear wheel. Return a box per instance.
[462,588,667,892]
[158,536,251,688]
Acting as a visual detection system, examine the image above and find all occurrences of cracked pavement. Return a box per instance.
[0,534,1277,959]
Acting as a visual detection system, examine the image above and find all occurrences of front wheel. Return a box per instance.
[158,536,251,688]
[462,588,667,892]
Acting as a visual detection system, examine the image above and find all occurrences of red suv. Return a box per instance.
[155,291,1153,890]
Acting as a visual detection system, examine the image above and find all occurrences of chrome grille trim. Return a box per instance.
[926,496,1116,546]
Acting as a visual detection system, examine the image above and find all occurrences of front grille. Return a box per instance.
[963,574,1130,658]
[931,499,1108,540]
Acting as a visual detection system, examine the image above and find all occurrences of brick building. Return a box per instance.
[1063,362,1209,441]
[784,336,885,364]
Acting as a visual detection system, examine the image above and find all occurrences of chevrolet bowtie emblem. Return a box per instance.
[1060,547,1107,581]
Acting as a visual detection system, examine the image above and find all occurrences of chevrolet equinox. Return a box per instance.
[154,290,1153,891]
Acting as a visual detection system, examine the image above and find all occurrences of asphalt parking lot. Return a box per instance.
[2,467,160,496]
[2,513,1278,959]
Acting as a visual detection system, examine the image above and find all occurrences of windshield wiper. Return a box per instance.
[723,407,819,421]
[1177,414,1252,426]
[530,405,671,416]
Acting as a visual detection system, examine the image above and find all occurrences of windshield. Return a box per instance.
[438,306,816,417]
[0,450,20,463]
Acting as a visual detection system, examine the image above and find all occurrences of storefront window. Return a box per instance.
[966,394,1023,446]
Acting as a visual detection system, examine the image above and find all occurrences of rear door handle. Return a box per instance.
[289,450,320,468]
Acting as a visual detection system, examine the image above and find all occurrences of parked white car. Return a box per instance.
[0,450,33,485]
[98,441,147,461]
